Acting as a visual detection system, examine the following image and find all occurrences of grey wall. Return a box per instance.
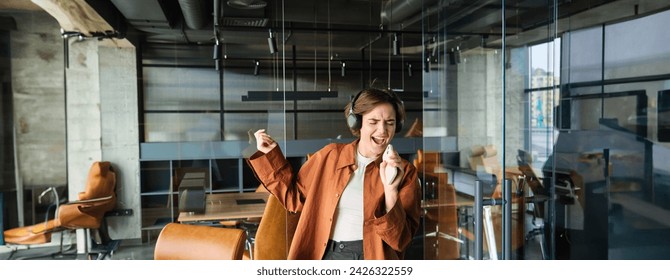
[10,12,66,187]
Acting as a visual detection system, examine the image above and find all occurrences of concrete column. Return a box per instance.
[65,38,102,253]
[65,38,102,198]
[98,45,141,240]
[65,39,141,252]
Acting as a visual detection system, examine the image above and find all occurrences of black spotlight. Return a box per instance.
[213,43,221,60]
[407,63,412,77]
[448,47,461,65]
[253,60,260,76]
[267,29,278,54]
[454,46,461,64]
[448,49,456,65]
[341,61,346,77]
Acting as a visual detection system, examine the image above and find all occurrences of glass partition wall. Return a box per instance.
[140,0,428,258]
[3,0,670,260]
[63,0,670,260]
[420,0,670,260]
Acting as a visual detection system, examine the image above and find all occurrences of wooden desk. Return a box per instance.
[421,194,474,209]
[178,192,270,223]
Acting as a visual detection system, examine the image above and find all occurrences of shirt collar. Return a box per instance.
[336,139,384,170]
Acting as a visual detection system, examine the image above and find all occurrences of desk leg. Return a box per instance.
[458,207,469,259]
[483,206,498,260]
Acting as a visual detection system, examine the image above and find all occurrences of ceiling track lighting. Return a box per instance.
[407,63,412,77]
[268,29,278,54]
[60,29,120,69]
[254,60,260,76]
[61,29,119,41]
[341,61,346,77]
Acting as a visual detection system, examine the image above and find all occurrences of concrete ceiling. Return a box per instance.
[3,0,670,68]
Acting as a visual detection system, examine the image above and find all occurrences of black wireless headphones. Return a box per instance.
[347,89,404,133]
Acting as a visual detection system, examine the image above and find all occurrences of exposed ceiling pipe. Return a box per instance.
[380,0,439,26]
[178,0,210,29]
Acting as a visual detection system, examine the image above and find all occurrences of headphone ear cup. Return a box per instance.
[347,112,361,130]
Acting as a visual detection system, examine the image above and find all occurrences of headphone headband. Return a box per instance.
[347,89,403,133]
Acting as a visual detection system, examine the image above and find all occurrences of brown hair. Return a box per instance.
[344,88,406,137]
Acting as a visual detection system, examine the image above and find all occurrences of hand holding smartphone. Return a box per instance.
[383,144,399,185]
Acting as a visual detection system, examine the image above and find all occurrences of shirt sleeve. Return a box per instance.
[247,145,305,212]
[369,163,422,253]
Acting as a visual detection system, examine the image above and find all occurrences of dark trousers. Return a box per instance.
[322,239,364,260]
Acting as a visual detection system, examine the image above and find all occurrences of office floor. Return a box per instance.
[1,211,544,260]
[1,228,544,260]
[0,231,156,260]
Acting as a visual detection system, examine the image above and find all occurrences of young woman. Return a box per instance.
[247,88,421,260]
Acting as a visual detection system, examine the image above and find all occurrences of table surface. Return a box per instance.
[421,193,474,209]
[178,192,270,222]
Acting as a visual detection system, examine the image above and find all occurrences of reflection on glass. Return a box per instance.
[145,113,221,142]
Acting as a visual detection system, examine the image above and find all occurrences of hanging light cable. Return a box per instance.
[212,0,221,70]
[327,0,332,92]
[400,29,405,90]
[313,9,317,92]
[387,31,391,90]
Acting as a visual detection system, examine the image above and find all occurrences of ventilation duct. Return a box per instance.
[381,0,434,25]
[227,0,267,10]
[221,17,268,27]
[178,0,211,29]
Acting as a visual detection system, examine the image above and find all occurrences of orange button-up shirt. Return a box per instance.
[247,140,421,260]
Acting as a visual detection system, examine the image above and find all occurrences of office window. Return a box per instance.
[527,41,561,165]
[605,9,670,79]
[144,67,220,111]
[562,27,603,84]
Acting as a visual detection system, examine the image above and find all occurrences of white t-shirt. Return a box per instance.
[330,150,374,241]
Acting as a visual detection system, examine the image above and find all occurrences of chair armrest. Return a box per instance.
[66,195,114,205]
[38,187,61,227]
[425,231,465,244]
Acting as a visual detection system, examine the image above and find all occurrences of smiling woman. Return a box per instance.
[246,88,421,260]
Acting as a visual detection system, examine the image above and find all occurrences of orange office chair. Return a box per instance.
[3,161,118,259]
[154,223,247,260]
[4,161,116,244]
[252,194,300,260]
